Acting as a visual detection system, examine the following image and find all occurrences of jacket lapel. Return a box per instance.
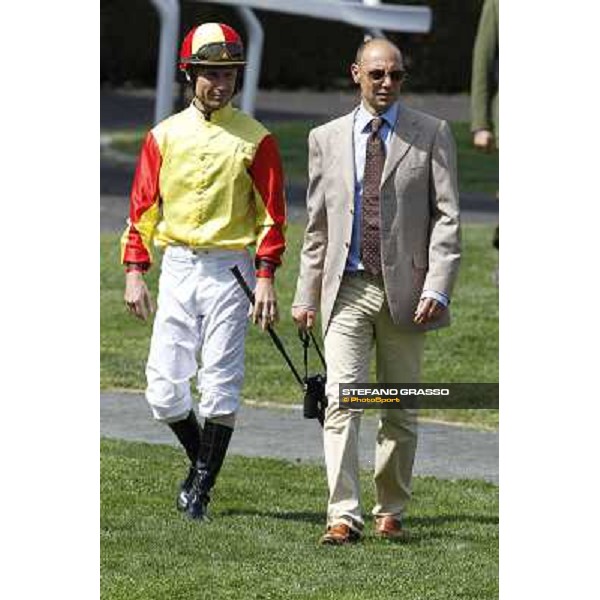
[380,105,419,188]
[332,111,356,204]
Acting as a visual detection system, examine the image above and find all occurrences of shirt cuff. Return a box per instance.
[420,290,449,307]
[125,262,150,274]
[255,258,276,279]
[292,303,318,312]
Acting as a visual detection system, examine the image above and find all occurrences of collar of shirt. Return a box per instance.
[190,99,234,124]
[354,101,399,139]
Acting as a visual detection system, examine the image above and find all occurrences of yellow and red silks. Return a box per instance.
[121,102,286,276]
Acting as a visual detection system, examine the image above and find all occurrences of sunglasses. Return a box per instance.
[366,69,406,83]
[192,42,244,63]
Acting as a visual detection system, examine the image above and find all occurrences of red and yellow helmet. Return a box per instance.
[178,23,246,71]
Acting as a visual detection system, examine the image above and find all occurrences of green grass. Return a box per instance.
[101,438,498,600]
[101,223,498,429]
[108,120,498,195]
[450,122,499,195]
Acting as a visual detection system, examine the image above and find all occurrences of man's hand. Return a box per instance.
[413,297,445,325]
[253,277,278,330]
[291,306,317,331]
[124,271,154,322]
[473,129,495,152]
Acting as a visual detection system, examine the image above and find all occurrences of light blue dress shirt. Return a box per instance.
[345,101,448,308]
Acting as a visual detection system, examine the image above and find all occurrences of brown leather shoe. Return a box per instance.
[374,516,409,541]
[319,523,361,546]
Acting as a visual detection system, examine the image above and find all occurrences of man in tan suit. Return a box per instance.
[292,39,461,545]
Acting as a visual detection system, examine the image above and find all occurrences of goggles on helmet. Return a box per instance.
[183,42,245,66]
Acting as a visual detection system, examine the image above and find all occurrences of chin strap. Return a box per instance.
[192,97,211,121]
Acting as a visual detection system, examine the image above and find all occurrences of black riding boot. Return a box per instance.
[186,420,233,521]
[167,410,202,511]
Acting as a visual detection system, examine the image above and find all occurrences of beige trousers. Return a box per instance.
[323,274,425,531]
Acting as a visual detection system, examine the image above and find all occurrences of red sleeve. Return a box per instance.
[121,132,162,268]
[248,134,287,276]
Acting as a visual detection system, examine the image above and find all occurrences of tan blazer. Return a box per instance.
[293,103,461,335]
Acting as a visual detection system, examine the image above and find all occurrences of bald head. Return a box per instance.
[351,38,405,115]
[355,38,403,67]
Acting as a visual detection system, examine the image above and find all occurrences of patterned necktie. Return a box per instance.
[361,117,385,275]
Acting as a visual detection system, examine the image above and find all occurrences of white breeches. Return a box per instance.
[145,246,254,422]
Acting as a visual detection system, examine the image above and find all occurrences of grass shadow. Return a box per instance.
[408,514,498,527]
[219,508,325,525]
[216,509,499,546]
